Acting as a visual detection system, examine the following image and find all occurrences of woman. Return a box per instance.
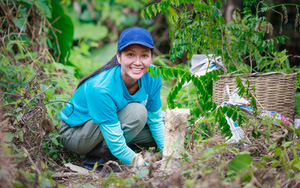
[58,27,165,171]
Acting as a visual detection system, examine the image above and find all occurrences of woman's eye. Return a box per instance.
[142,54,149,58]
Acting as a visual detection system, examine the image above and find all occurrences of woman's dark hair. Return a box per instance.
[76,54,120,89]
[76,48,154,89]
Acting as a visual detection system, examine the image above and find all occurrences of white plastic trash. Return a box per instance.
[183,54,226,87]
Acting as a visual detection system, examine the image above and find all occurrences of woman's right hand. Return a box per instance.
[131,153,149,170]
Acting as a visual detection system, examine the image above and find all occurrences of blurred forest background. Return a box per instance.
[49,0,300,78]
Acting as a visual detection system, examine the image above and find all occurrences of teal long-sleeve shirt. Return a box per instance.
[59,65,165,165]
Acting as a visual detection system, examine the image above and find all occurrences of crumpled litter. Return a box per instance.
[237,105,293,127]
[222,85,250,144]
[183,54,226,87]
[223,84,294,143]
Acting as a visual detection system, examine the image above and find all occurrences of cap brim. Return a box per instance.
[118,41,154,51]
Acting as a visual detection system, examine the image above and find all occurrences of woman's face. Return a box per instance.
[117,44,152,85]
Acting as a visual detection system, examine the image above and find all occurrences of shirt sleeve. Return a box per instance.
[146,74,162,112]
[147,108,165,152]
[100,121,136,165]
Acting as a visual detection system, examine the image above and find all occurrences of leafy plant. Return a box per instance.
[51,0,74,63]
[143,0,300,74]
[144,0,300,138]
[0,0,79,186]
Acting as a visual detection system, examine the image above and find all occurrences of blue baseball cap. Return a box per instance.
[117,27,154,51]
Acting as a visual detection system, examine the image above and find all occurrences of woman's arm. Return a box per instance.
[99,121,136,165]
[147,108,165,152]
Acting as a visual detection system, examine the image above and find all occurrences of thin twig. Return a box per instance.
[226,47,239,70]
[22,146,41,174]
[249,41,253,74]
[1,91,21,97]
[23,85,52,109]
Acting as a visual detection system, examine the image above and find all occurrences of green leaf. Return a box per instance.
[51,0,74,62]
[50,137,59,146]
[281,141,292,148]
[35,0,52,18]
[74,24,108,41]
[228,154,253,173]
[17,129,24,142]
[4,132,14,143]
[13,17,26,31]
[252,129,261,139]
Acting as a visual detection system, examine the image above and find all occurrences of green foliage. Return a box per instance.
[51,0,74,63]
[145,0,300,139]
[35,0,52,18]
[142,0,299,74]
[74,24,108,41]
[149,65,248,138]
[68,41,102,77]
[228,153,253,173]
[0,0,80,186]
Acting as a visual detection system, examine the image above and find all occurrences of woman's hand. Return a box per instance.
[131,153,149,170]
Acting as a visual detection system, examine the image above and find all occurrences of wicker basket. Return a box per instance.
[213,72,297,119]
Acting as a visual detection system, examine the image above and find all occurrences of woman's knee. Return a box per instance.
[59,120,103,155]
[118,103,147,128]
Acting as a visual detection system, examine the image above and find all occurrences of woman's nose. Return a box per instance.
[134,56,142,65]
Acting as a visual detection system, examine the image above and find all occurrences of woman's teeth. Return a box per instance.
[131,68,142,71]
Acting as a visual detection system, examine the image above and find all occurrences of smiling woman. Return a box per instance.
[117,44,152,94]
[58,27,165,172]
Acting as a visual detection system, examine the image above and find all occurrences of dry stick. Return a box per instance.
[23,42,35,60]
[195,98,213,134]
[15,2,22,14]
[100,161,123,174]
[52,172,86,178]
[191,123,195,150]
[251,172,262,187]
[0,14,7,28]
[252,94,265,110]
[38,16,43,36]
[226,47,239,70]
[17,7,31,38]
[11,0,17,10]
[0,3,9,32]
[249,41,253,74]
[19,74,39,104]
[1,91,21,97]
[48,20,61,62]
[186,124,194,151]
[220,28,227,72]
[195,125,212,139]
[23,85,52,109]
[40,17,48,63]
[284,147,290,163]
[22,146,41,174]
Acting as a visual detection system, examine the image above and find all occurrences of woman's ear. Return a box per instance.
[116,52,121,64]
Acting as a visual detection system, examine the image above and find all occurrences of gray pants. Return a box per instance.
[59,103,155,155]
